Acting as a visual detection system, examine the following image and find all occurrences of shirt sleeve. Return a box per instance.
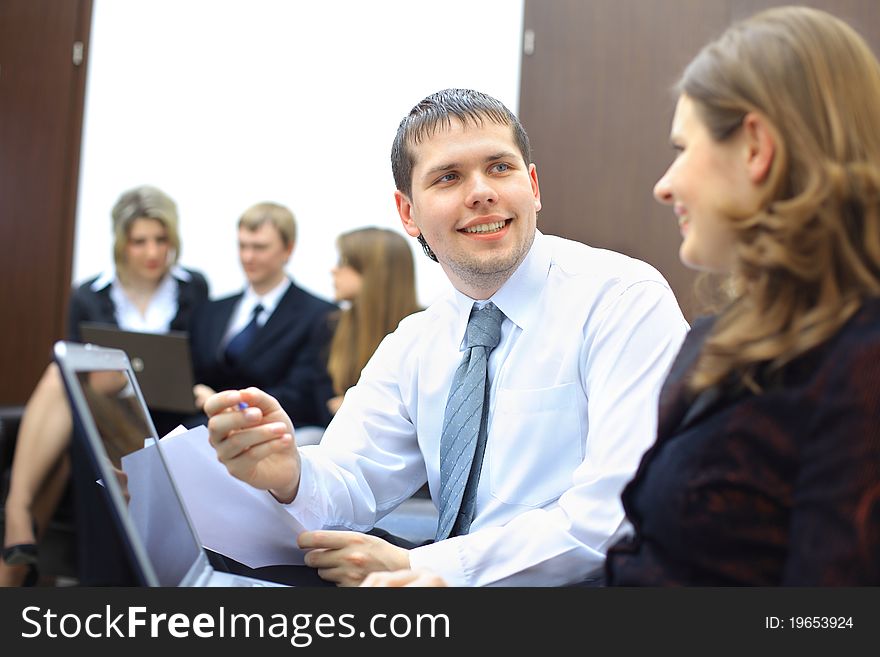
[283,327,428,530]
[410,280,688,586]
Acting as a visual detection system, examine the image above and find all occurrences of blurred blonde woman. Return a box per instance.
[325,227,420,415]
[1,185,208,586]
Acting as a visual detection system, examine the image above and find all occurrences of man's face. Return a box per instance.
[395,120,541,299]
[237,222,292,291]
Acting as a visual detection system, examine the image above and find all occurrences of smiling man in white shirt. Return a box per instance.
[204,89,688,586]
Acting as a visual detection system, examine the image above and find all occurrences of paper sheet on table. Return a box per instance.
[125,424,306,568]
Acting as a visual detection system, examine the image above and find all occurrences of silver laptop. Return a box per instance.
[53,340,286,587]
[78,323,197,414]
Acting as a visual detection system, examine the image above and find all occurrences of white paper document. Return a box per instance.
[123,425,306,568]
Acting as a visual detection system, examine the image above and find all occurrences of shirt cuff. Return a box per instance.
[276,452,324,531]
[409,537,470,587]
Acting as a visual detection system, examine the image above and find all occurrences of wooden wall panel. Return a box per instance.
[0,0,92,403]
[519,0,880,319]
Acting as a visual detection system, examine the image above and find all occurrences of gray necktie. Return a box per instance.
[436,302,505,540]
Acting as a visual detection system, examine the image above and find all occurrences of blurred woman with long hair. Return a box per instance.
[325,227,420,416]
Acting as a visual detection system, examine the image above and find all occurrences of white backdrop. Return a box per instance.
[74,0,525,306]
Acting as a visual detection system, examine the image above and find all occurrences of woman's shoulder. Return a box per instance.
[71,273,111,300]
[766,298,880,432]
[172,266,210,297]
[813,297,880,370]
[171,265,207,284]
[845,296,880,339]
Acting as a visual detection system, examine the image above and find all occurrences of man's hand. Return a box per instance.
[204,387,301,502]
[193,384,217,410]
[361,569,448,587]
[299,531,411,587]
[111,466,130,506]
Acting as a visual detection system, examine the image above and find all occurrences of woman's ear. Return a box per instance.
[742,112,776,185]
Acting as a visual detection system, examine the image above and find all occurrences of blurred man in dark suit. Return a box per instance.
[189,202,336,430]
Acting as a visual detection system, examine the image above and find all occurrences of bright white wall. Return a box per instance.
[74,0,525,306]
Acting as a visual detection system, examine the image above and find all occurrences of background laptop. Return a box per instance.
[53,340,285,587]
[78,323,197,414]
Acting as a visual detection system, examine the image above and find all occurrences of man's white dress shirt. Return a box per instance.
[285,232,689,586]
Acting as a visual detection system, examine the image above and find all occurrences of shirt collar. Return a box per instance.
[450,230,550,346]
[169,265,192,282]
[90,264,191,291]
[90,270,115,291]
[242,276,291,315]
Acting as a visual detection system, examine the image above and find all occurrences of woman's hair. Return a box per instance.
[327,228,420,395]
[111,185,181,271]
[679,6,880,393]
[238,202,297,248]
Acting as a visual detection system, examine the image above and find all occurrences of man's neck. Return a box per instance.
[251,273,287,297]
[442,259,521,301]
[456,280,505,301]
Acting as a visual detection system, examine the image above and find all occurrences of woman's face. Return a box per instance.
[123,217,170,283]
[331,255,363,302]
[653,95,752,273]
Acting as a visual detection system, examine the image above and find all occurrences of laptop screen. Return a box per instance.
[77,323,197,414]
[59,344,207,586]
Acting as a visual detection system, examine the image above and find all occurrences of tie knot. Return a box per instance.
[250,303,264,321]
[464,303,505,350]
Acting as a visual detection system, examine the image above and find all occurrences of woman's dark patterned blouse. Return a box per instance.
[606,299,880,585]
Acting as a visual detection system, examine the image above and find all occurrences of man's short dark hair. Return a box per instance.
[391,88,532,200]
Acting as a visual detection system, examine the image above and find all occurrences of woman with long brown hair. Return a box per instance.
[604,5,880,585]
[325,227,420,416]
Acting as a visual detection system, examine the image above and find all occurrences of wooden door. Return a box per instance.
[0,0,92,403]
[519,0,880,320]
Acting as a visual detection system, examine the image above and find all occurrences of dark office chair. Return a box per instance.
[0,407,20,490]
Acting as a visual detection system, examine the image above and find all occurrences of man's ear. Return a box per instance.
[742,112,776,185]
[395,190,421,238]
[529,163,542,213]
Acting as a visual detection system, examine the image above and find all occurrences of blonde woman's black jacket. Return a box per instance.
[66,267,209,341]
